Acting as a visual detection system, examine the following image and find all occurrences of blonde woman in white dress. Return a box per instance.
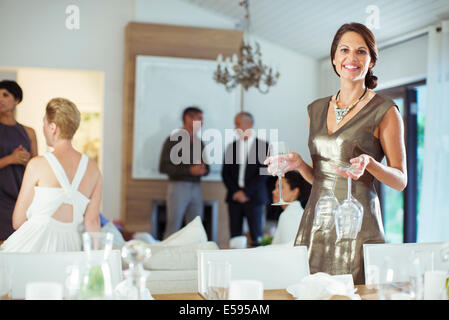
[0,98,102,252]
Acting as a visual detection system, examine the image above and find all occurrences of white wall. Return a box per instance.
[318,34,429,95]
[0,0,134,221]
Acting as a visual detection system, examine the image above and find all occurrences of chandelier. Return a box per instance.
[213,0,280,94]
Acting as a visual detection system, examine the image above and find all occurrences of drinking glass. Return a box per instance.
[408,249,435,300]
[79,232,114,300]
[334,163,364,240]
[313,174,339,231]
[424,270,447,300]
[207,261,231,300]
[267,141,290,206]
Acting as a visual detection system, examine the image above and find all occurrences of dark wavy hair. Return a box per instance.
[284,171,312,209]
[330,22,378,89]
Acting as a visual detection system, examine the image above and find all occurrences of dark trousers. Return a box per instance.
[228,201,264,245]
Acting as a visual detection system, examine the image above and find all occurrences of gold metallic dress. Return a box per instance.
[294,94,396,285]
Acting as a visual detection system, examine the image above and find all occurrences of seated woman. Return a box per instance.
[271,171,311,245]
[1,98,102,252]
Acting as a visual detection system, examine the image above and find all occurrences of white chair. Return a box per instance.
[197,246,310,298]
[0,250,122,299]
[363,242,449,284]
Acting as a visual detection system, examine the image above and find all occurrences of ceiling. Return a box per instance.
[181,0,449,59]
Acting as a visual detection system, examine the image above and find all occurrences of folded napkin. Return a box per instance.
[287,273,361,300]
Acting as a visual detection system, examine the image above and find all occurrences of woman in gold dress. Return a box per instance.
[267,23,407,284]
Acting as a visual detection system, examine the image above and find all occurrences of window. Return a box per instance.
[376,80,426,243]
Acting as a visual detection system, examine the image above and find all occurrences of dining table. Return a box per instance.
[152,284,392,300]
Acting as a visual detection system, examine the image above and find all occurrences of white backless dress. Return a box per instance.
[1,152,90,252]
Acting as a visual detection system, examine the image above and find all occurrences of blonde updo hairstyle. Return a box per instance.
[45,98,81,140]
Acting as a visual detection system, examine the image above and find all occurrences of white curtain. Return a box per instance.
[418,21,449,242]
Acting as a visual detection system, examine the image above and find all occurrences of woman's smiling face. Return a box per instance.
[332,31,374,83]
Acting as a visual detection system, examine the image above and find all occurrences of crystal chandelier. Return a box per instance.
[213,0,280,94]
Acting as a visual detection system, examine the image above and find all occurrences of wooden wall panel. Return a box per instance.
[122,22,243,247]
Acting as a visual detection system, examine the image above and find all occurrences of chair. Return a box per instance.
[363,242,449,284]
[0,250,122,299]
[197,246,310,298]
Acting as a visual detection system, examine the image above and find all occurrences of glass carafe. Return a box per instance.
[79,232,114,300]
[114,240,153,300]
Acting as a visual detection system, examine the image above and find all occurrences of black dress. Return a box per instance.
[0,122,31,240]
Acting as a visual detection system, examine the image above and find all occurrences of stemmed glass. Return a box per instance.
[267,141,291,206]
[334,163,364,240]
[313,174,339,231]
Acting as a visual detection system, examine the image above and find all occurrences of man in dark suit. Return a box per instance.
[222,112,269,247]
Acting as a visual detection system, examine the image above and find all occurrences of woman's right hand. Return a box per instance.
[264,152,304,176]
[9,145,31,166]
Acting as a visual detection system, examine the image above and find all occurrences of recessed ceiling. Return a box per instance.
[181,0,449,59]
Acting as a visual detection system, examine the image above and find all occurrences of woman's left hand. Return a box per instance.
[336,154,371,180]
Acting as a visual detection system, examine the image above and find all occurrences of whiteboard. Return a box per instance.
[132,55,240,181]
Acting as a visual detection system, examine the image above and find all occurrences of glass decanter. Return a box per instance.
[114,240,153,300]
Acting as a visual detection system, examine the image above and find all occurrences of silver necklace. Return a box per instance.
[333,87,367,124]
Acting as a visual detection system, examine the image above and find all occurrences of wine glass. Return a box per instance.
[267,141,290,206]
[313,174,340,231]
[334,163,364,240]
